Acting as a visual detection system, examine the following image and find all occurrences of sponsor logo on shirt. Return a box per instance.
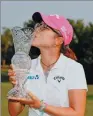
[27,75,39,80]
[54,76,65,83]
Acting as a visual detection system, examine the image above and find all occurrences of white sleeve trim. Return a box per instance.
[66,60,88,91]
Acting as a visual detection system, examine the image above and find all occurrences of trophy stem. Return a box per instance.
[7,70,29,98]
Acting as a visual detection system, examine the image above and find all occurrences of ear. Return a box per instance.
[55,37,64,46]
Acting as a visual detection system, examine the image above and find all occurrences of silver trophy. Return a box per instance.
[7,26,34,98]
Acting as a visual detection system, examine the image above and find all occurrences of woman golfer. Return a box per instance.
[8,12,87,116]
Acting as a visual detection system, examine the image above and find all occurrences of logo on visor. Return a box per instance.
[54,76,65,83]
[61,26,68,39]
[50,14,60,19]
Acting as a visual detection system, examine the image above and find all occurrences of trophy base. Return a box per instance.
[7,86,29,99]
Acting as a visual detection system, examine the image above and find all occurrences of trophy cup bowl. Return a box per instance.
[7,26,34,98]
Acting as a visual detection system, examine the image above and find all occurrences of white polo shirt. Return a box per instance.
[25,53,87,116]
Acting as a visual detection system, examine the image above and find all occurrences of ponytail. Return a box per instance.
[61,44,77,61]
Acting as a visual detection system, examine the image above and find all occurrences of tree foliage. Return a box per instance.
[1,19,93,83]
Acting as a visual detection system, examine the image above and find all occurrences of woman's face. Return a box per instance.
[32,22,61,48]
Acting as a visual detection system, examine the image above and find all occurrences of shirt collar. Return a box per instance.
[51,53,67,70]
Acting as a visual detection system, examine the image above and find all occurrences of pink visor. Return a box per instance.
[32,12,73,45]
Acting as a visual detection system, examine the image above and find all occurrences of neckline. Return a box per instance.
[37,53,65,70]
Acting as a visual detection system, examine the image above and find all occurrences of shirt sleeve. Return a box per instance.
[67,61,88,91]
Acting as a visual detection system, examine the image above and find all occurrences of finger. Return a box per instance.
[10,64,14,70]
[20,99,33,105]
[9,77,16,86]
[29,104,34,108]
[9,76,16,81]
[11,81,17,86]
[12,81,16,85]
[7,97,20,102]
[8,71,16,76]
[8,69,13,73]
[28,92,36,100]
[9,77,16,84]
[8,97,21,100]
[8,68,15,71]
[8,97,33,104]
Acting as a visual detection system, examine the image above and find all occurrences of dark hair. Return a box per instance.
[61,44,77,61]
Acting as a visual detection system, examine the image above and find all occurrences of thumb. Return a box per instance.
[28,91,36,100]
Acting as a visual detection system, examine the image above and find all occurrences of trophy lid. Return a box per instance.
[11,26,34,54]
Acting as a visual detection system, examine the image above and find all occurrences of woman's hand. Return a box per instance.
[8,64,16,87]
[8,92,41,109]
